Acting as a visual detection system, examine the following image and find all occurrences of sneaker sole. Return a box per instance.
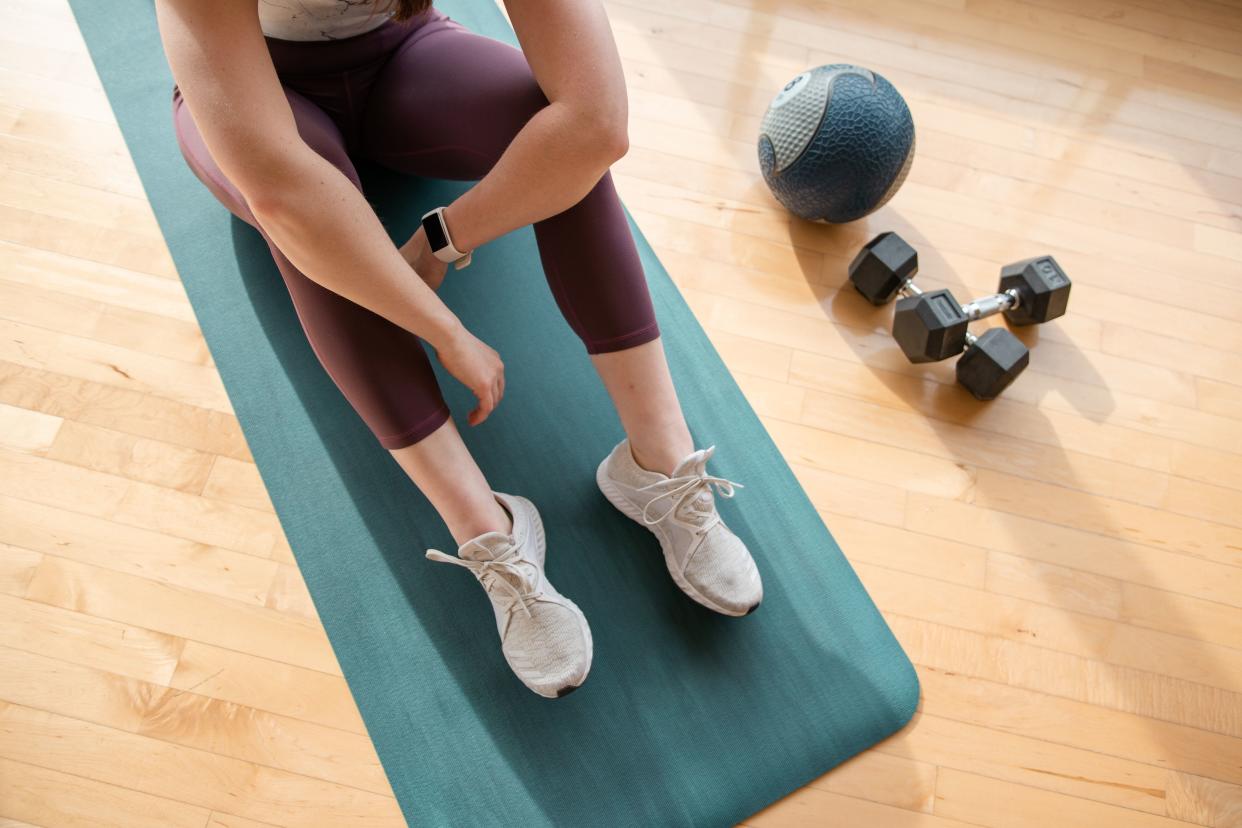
[596,453,758,618]
[506,494,594,699]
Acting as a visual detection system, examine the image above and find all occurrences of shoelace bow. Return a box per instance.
[637,466,744,534]
[425,541,541,620]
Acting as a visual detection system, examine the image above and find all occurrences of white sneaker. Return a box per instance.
[425,491,593,698]
[596,438,763,617]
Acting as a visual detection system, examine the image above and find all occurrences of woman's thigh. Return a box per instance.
[357,20,548,177]
[171,85,452,449]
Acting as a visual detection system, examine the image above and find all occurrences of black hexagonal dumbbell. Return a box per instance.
[849,231,1071,363]
[892,288,969,363]
[998,256,1072,326]
[891,294,1032,397]
[847,231,919,305]
[847,231,1070,399]
[956,328,1030,400]
[892,256,1070,363]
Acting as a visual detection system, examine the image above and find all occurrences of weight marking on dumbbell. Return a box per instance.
[1034,258,1067,287]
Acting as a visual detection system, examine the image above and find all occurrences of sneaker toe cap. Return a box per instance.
[502,605,593,697]
[684,533,763,615]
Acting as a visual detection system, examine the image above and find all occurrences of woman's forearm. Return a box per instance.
[441,99,626,252]
[249,149,463,348]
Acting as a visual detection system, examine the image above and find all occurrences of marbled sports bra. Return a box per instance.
[258,0,398,41]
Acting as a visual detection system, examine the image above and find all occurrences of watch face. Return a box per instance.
[422,212,449,252]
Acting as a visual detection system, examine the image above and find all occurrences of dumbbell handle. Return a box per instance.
[897,280,1022,321]
[962,289,1021,321]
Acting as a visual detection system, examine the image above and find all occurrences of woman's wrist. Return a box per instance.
[421,307,464,351]
[441,200,480,253]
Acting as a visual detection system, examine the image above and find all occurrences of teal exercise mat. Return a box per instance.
[68,1,919,824]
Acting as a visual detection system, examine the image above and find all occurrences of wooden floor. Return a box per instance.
[3,0,1241,824]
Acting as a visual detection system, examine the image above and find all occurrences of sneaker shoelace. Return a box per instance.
[425,542,541,620]
[636,469,744,534]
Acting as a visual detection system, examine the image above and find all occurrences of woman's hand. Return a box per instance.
[399,224,450,291]
[433,322,505,426]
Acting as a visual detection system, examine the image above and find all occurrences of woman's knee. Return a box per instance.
[362,31,550,173]
[172,91,260,224]
[493,62,549,143]
[287,97,362,189]
[172,87,359,223]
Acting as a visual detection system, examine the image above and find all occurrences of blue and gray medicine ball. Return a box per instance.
[758,64,916,223]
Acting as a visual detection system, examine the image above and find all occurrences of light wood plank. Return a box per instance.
[1166,772,1242,827]
[878,587,1242,742]
[0,701,403,827]
[0,755,210,828]
[25,556,338,674]
[878,712,1170,814]
[0,496,278,606]
[0,645,388,794]
[934,767,1199,827]
[0,363,250,461]
[170,640,360,732]
[0,592,183,685]
[916,666,1242,786]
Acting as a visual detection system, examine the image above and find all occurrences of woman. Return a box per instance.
[155,0,763,699]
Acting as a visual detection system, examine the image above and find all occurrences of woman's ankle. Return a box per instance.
[629,426,693,477]
[448,493,513,547]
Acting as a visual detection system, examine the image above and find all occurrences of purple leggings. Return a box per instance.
[171,8,660,449]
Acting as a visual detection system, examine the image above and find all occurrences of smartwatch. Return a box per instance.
[420,206,473,270]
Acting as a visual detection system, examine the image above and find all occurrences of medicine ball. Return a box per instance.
[758,64,915,223]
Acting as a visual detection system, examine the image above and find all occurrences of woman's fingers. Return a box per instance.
[475,382,495,425]
[435,326,504,427]
[475,376,503,425]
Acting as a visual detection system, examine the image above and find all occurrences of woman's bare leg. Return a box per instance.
[388,333,687,546]
[590,337,693,477]
[389,417,512,547]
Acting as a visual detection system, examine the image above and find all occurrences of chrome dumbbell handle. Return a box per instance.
[899,279,1020,321]
[961,288,1021,321]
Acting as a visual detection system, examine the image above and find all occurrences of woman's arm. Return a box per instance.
[156,0,507,426]
[438,0,630,252]
[155,0,463,349]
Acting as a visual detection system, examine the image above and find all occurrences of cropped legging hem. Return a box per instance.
[584,320,661,355]
[377,402,453,450]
